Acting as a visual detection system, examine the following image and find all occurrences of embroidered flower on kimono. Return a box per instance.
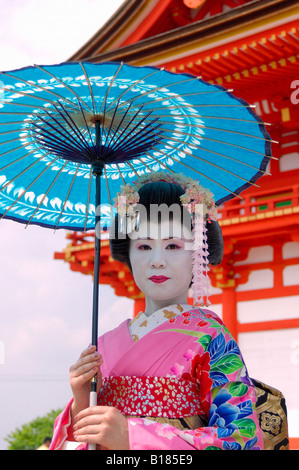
[182,353,212,392]
[182,352,212,416]
[183,349,194,361]
[209,389,239,429]
[170,362,185,376]
[182,312,191,317]
[196,319,208,328]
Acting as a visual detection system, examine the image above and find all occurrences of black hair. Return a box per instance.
[109,181,223,271]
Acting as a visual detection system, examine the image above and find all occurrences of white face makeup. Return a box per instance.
[129,217,193,316]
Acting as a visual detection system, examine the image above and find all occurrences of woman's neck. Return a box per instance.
[144,295,189,317]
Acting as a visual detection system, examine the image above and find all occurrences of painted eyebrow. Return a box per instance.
[134,236,189,241]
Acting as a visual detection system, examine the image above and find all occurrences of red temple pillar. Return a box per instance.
[221,285,238,341]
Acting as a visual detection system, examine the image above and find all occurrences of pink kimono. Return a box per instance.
[50,304,264,450]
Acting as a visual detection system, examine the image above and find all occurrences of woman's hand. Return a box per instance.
[73,406,130,450]
[69,346,102,418]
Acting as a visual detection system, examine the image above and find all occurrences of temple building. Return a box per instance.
[54,0,299,448]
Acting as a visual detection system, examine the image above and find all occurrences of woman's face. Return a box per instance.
[129,217,193,313]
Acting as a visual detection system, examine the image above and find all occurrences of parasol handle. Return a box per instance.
[88,167,102,451]
[88,389,98,451]
[88,121,104,450]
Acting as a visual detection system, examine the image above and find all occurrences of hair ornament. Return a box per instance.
[114,171,218,222]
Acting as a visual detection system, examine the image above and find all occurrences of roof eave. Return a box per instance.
[69,0,296,63]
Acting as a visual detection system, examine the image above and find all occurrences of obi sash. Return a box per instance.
[98,375,208,430]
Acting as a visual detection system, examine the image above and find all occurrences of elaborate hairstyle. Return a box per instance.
[109,180,223,273]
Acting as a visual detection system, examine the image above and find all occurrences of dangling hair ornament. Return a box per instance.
[114,171,218,307]
[180,180,217,307]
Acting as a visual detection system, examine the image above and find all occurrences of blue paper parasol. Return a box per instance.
[0,62,272,229]
[0,61,272,426]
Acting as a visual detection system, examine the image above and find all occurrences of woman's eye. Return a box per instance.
[138,244,151,250]
[166,243,181,250]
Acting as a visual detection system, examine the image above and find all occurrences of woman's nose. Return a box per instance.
[150,247,166,267]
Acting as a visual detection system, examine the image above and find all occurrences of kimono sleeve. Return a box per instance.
[127,325,264,450]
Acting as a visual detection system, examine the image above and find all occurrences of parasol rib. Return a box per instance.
[0,156,60,219]
[126,161,141,178]
[115,164,127,185]
[162,141,260,187]
[54,163,81,231]
[0,134,39,146]
[107,75,201,112]
[117,89,236,111]
[103,166,114,225]
[0,71,83,112]
[112,116,162,156]
[103,101,135,150]
[25,160,69,228]
[0,140,44,158]
[144,152,178,174]
[0,152,52,194]
[0,120,27,127]
[101,103,121,154]
[42,106,94,155]
[75,96,95,146]
[129,102,256,112]
[43,101,94,149]
[32,116,88,155]
[33,64,94,113]
[0,85,80,111]
[0,128,34,137]
[97,61,124,117]
[101,105,147,157]
[79,62,98,117]
[161,132,272,167]
[157,118,277,144]
[151,145,242,199]
[83,166,93,234]
[135,154,175,175]
[0,147,45,172]
[105,68,162,111]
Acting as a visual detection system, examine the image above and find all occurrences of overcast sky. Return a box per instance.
[0,0,133,450]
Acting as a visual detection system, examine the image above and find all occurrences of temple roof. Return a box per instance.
[69,0,299,128]
[69,0,298,64]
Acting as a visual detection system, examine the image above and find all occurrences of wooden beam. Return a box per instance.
[238,318,299,332]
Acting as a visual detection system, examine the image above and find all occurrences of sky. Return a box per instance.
[0,0,132,450]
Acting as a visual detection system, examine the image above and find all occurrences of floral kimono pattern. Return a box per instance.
[50,304,263,450]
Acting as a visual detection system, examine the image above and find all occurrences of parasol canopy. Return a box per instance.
[0,61,272,232]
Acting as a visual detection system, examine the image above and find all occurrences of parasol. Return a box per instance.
[0,61,273,440]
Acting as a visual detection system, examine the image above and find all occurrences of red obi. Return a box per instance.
[98,376,204,418]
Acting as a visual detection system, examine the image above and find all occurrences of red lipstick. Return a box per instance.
[149,276,169,283]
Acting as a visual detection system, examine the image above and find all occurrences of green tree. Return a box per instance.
[4,408,62,450]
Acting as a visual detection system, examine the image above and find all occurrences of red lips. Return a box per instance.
[149,275,170,283]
